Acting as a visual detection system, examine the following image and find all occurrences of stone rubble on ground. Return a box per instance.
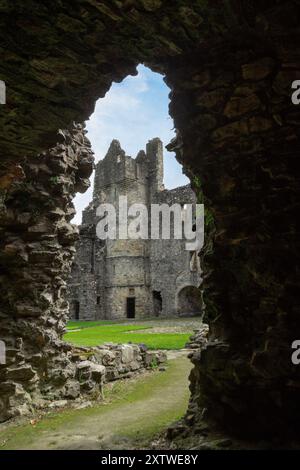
[185,324,209,350]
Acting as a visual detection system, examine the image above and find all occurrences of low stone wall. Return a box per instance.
[185,324,209,350]
[71,343,167,383]
[0,342,167,421]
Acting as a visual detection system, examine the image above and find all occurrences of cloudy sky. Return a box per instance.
[72,64,189,224]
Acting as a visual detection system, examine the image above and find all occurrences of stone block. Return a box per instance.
[121,344,134,364]
[224,94,261,118]
[242,58,275,80]
[64,380,81,399]
[101,350,116,366]
[90,363,106,383]
[6,364,36,382]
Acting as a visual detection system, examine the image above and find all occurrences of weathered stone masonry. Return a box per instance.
[0,124,96,420]
[0,1,300,441]
[68,137,201,321]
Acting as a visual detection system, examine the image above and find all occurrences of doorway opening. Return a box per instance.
[177,286,202,317]
[74,301,80,320]
[152,290,162,316]
[126,297,136,319]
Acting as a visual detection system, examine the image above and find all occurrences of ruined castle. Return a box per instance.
[68,138,202,320]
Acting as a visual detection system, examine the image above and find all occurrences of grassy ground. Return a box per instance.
[0,356,192,450]
[67,320,116,330]
[64,319,196,350]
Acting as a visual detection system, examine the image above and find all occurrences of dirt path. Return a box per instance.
[0,355,192,450]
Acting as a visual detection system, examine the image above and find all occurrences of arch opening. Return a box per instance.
[0,1,299,445]
[177,286,202,318]
[68,65,197,323]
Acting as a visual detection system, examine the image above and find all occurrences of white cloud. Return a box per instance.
[121,66,149,94]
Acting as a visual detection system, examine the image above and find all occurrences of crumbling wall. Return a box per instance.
[166,38,300,438]
[73,343,167,382]
[150,185,201,317]
[67,223,101,321]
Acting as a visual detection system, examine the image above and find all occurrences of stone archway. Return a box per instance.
[0,1,300,441]
[177,286,202,317]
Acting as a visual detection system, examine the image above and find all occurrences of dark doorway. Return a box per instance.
[152,290,162,316]
[74,301,80,320]
[126,297,136,319]
[177,286,202,317]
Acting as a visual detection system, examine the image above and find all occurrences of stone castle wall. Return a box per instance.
[150,185,202,317]
[68,138,202,320]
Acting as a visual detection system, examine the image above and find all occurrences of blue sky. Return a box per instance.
[72,64,189,224]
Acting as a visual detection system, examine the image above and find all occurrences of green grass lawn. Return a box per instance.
[64,322,191,350]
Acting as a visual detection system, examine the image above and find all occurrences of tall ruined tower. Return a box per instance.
[91,139,157,319]
[68,138,201,321]
[146,137,164,199]
[93,137,163,205]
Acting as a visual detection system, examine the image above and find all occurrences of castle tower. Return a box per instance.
[146,138,164,199]
[92,139,153,319]
[68,137,201,321]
